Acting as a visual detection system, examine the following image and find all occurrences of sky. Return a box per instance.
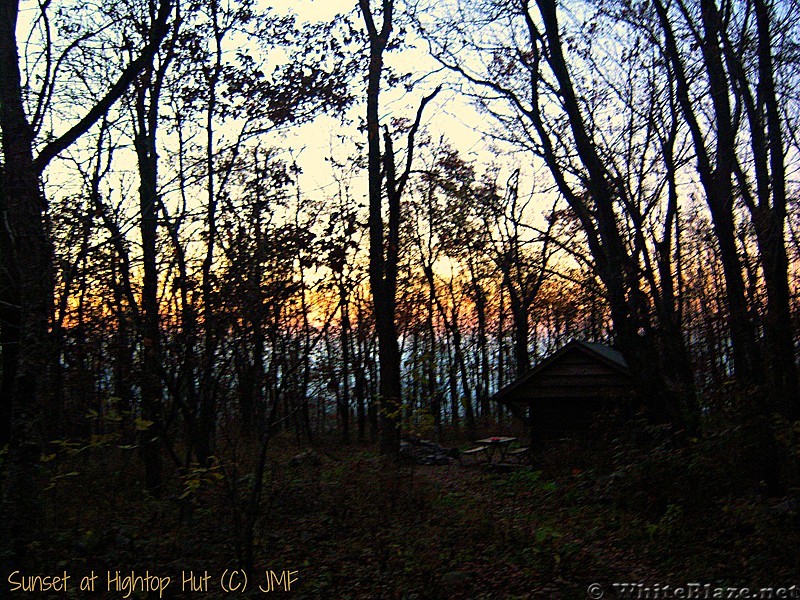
[18,0,552,257]
[265,0,508,209]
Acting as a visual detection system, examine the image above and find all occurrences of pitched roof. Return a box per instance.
[493,339,630,403]
[577,341,628,371]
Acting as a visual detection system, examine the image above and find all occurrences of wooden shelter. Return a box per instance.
[494,340,638,441]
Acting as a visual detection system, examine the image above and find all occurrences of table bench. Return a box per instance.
[474,437,517,462]
[505,446,530,463]
[459,446,488,464]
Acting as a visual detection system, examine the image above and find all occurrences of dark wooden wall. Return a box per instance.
[503,347,636,440]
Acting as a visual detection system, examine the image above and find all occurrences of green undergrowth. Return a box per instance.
[6,428,800,599]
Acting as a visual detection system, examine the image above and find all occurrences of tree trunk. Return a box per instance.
[654,0,762,387]
[133,78,163,495]
[361,0,403,455]
[339,292,351,443]
[0,0,52,555]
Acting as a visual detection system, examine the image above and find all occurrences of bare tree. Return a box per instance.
[359,0,439,454]
[421,0,696,426]
[0,0,173,558]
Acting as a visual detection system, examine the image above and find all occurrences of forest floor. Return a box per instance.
[20,425,800,599]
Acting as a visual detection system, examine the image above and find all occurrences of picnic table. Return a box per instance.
[474,436,517,462]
